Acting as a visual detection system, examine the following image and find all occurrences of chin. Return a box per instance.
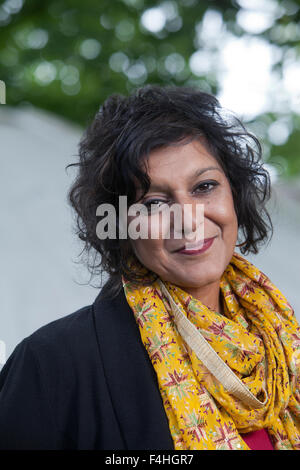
[170,272,219,290]
[173,264,225,288]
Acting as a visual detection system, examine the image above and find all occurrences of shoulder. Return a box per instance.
[22,304,96,362]
[26,303,94,348]
[8,287,129,372]
[1,287,136,395]
[2,299,104,386]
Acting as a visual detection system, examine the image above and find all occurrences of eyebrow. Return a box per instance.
[139,166,223,192]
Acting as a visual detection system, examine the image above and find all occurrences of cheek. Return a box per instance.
[130,236,173,277]
[219,200,238,226]
[216,186,235,215]
[130,234,164,267]
[128,211,168,257]
[207,191,238,238]
[223,201,238,244]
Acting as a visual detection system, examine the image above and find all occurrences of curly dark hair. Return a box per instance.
[67,84,273,299]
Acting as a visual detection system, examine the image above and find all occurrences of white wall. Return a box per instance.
[0,105,97,361]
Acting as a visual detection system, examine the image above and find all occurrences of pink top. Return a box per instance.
[241,428,274,450]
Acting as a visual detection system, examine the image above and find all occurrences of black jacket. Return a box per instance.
[0,287,174,450]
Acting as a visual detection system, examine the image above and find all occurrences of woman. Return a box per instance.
[0,85,299,450]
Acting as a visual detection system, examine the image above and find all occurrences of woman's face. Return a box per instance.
[127,138,238,291]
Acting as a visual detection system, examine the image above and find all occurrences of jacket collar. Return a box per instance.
[92,287,174,450]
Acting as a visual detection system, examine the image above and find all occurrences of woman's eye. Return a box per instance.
[144,199,163,208]
[143,200,166,211]
[195,181,219,193]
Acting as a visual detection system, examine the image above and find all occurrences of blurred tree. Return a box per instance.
[1,0,300,178]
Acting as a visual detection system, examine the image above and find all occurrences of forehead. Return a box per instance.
[136,138,223,191]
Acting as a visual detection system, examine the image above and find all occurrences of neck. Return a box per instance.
[180,280,223,315]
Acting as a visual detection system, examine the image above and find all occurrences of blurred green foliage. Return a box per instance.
[1,0,300,178]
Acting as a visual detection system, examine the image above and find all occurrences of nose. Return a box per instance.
[171,197,204,242]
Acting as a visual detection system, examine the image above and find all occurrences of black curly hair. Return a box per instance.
[67,84,273,299]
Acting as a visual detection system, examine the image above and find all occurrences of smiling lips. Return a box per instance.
[174,236,217,255]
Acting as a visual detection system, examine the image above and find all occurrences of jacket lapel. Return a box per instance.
[93,287,174,450]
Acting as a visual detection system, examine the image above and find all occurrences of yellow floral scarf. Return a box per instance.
[122,252,300,450]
